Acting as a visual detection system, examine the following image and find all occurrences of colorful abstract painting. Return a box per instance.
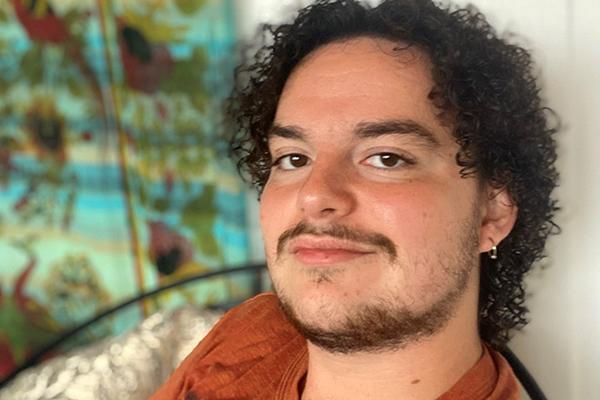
[0,0,249,380]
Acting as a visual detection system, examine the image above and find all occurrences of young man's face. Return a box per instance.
[260,37,501,351]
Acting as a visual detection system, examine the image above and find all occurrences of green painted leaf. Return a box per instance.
[0,299,59,363]
[152,196,170,212]
[0,6,8,23]
[159,47,208,99]
[66,73,85,97]
[20,46,44,86]
[174,0,207,15]
[188,213,219,258]
[182,186,221,258]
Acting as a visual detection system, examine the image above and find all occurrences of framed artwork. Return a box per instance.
[0,0,249,379]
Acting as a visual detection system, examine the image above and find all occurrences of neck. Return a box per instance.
[300,278,482,400]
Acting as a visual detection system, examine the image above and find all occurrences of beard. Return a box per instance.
[270,219,480,354]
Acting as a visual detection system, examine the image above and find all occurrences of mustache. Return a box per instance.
[276,221,397,260]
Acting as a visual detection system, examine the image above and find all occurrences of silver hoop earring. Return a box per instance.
[489,245,498,260]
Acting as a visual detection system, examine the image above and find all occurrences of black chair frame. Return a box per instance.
[0,263,547,399]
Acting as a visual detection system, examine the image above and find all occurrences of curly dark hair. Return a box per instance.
[227,0,560,348]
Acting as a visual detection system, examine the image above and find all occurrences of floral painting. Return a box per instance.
[0,0,249,380]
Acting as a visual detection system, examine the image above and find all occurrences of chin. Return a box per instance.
[281,289,348,330]
[275,277,366,326]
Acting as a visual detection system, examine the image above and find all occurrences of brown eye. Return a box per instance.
[274,154,310,170]
[380,154,401,167]
[365,153,406,169]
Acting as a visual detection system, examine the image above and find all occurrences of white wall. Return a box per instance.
[460,2,600,399]
[233,1,600,398]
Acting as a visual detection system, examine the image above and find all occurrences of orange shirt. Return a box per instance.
[151,293,520,400]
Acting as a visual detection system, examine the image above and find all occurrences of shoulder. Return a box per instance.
[151,293,306,399]
[202,293,292,342]
[218,292,284,327]
[187,292,294,359]
[487,347,521,400]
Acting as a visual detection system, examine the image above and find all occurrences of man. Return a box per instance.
[152,0,559,399]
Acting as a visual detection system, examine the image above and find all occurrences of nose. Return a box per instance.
[296,160,356,222]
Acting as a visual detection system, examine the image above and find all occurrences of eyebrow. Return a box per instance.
[268,125,306,140]
[268,119,441,148]
[354,120,440,147]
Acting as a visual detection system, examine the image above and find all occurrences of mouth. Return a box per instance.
[288,236,375,266]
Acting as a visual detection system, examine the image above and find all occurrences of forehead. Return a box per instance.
[274,36,444,138]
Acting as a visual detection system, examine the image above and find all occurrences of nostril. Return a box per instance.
[320,207,336,214]
[185,391,198,400]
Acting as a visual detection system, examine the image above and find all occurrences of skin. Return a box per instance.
[259,37,517,400]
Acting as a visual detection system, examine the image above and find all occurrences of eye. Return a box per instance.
[364,153,408,169]
[272,153,310,170]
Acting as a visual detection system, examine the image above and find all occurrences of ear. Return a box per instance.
[479,186,518,253]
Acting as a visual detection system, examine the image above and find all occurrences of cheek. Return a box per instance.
[368,185,433,228]
[259,184,295,255]
[365,182,469,247]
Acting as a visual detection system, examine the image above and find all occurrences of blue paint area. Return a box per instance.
[0,0,250,375]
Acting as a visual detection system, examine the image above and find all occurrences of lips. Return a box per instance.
[288,236,375,265]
